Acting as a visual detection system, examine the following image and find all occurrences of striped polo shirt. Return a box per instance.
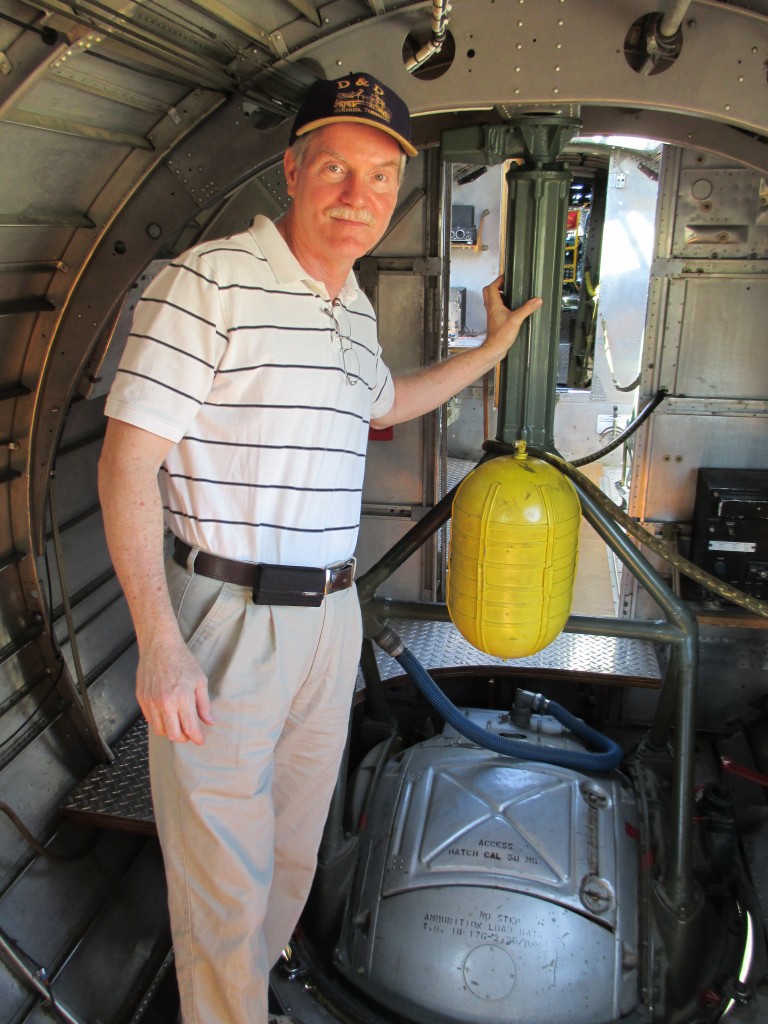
[105,215,395,567]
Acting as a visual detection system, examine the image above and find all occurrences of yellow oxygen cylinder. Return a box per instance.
[447,445,581,659]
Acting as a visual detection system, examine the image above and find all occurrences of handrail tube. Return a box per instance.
[560,474,698,916]
[567,479,696,638]
[566,616,682,645]
[356,480,460,603]
[366,597,685,645]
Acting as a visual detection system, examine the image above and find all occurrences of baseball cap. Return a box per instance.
[290,72,416,157]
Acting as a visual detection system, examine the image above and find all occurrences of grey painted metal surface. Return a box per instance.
[336,728,639,1023]
[0,1,766,1021]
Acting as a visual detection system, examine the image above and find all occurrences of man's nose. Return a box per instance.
[339,173,367,206]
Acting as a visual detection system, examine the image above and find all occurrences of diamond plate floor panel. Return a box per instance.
[61,717,155,833]
[371,619,661,685]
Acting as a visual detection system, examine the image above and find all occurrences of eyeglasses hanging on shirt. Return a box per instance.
[324,303,360,387]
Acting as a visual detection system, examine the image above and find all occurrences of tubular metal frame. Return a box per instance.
[356,447,699,919]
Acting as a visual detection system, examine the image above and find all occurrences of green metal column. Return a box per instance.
[441,116,580,449]
[500,165,571,447]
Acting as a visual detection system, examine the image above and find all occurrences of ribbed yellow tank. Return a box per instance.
[447,448,581,659]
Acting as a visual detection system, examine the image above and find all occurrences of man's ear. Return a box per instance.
[283,148,298,197]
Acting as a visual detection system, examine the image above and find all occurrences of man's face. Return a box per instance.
[283,123,402,264]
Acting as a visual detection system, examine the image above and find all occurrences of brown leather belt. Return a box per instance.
[173,539,355,607]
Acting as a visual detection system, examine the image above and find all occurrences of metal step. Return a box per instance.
[375,618,662,687]
[61,717,155,833]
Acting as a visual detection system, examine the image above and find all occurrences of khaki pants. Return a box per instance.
[149,558,362,1024]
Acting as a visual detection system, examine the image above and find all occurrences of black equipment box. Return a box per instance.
[689,468,768,603]
[450,204,476,245]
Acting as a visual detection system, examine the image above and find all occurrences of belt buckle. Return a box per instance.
[324,558,356,594]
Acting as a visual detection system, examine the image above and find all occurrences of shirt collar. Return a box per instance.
[249,214,360,305]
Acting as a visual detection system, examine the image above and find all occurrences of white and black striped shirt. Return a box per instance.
[105,215,395,567]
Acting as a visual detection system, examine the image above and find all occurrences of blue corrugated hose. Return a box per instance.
[392,644,624,772]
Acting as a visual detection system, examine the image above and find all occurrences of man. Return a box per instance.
[99,71,541,1024]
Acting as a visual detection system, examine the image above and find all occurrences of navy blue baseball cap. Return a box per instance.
[290,72,416,158]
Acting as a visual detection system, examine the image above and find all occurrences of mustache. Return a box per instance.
[326,206,375,225]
